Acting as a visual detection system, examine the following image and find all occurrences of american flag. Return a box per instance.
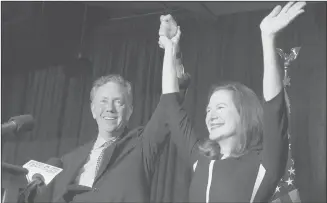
[271,47,302,203]
[270,90,301,203]
[270,134,301,203]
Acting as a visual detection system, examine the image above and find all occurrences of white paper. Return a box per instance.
[23,160,63,185]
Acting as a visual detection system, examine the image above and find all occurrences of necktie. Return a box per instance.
[94,139,116,176]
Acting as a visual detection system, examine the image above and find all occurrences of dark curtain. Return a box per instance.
[1,3,325,202]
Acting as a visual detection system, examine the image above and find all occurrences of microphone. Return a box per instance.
[30,173,46,186]
[18,158,63,203]
[1,114,34,134]
[27,157,63,186]
[18,174,45,203]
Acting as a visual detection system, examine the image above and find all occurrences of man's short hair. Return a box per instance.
[90,74,133,107]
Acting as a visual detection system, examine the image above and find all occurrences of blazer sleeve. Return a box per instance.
[140,94,171,174]
[255,90,289,201]
[162,92,200,165]
[262,89,289,177]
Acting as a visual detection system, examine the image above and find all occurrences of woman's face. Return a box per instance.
[206,89,241,141]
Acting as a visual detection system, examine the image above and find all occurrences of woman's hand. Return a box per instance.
[260,1,306,38]
[260,1,306,101]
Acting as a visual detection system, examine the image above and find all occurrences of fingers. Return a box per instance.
[288,9,305,23]
[288,1,306,14]
[159,14,174,36]
[158,40,164,49]
[158,35,171,49]
[159,35,169,42]
[158,36,163,47]
[280,1,295,13]
[176,26,181,38]
[287,2,306,22]
[268,5,282,17]
[160,14,173,22]
[172,26,181,42]
[281,1,306,14]
[159,25,167,36]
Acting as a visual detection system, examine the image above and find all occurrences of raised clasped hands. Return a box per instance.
[158,26,181,50]
[260,1,306,37]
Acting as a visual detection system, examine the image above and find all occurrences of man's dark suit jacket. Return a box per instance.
[41,95,173,203]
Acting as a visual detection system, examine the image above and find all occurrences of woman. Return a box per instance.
[158,2,306,202]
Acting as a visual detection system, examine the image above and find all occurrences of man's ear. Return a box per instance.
[91,102,96,119]
[126,105,133,121]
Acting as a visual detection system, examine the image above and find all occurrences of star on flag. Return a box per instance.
[288,167,295,176]
[285,178,294,186]
[275,186,281,193]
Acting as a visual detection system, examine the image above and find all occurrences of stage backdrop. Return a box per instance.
[1,3,325,202]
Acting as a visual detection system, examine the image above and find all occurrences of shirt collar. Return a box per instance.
[93,127,128,149]
[93,135,108,150]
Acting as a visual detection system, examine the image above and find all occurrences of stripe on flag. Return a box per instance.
[271,189,301,203]
[289,189,301,203]
[272,198,282,203]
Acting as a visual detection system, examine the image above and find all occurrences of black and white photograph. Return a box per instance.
[1,1,326,203]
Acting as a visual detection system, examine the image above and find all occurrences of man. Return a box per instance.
[33,68,189,203]
[33,74,167,203]
[29,14,189,202]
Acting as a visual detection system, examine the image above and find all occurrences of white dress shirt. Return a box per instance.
[76,136,108,187]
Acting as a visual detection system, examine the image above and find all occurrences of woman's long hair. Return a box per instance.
[198,81,263,159]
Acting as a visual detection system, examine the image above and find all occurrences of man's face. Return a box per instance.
[91,82,132,134]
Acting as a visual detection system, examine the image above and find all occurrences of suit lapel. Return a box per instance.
[66,142,94,184]
[93,128,139,183]
[53,141,94,202]
[93,143,117,182]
